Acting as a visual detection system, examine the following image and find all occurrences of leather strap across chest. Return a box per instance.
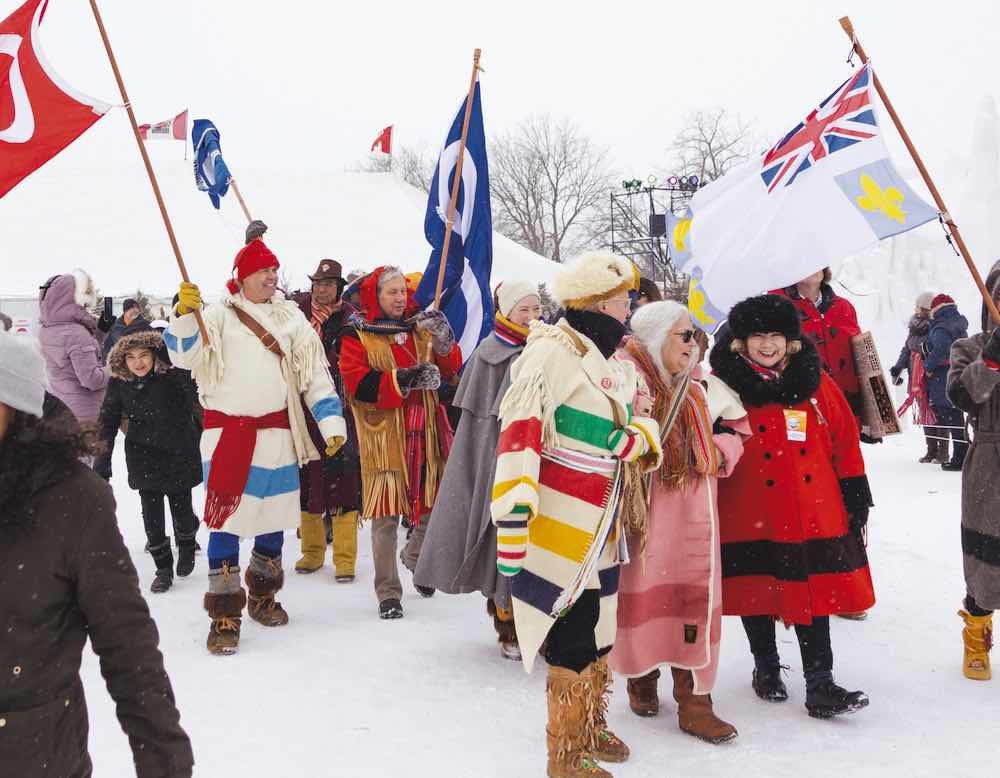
[231,305,285,359]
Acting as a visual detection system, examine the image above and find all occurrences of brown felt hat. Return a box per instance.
[308,259,344,282]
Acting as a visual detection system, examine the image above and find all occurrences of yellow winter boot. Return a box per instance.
[959,609,993,681]
[295,512,327,573]
[331,510,359,582]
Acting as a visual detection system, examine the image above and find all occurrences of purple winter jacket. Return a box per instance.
[38,273,108,423]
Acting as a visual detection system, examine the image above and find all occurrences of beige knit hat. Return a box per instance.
[495,280,538,317]
[553,250,640,310]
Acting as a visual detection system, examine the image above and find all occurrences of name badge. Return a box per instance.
[783,409,807,442]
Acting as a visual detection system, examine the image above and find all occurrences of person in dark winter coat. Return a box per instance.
[947,261,1000,681]
[290,259,363,582]
[95,323,202,593]
[0,333,194,777]
[890,292,941,462]
[924,294,969,470]
[710,295,875,719]
[101,297,145,361]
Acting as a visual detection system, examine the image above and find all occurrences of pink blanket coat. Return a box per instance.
[610,360,749,694]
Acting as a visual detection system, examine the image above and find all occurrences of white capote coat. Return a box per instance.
[166,290,346,538]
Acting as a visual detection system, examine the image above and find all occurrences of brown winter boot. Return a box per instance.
[546,665,611,778]
[959,609,993,681]
[204,589,247,656]
[587,657,630,763]
[626,669,660,717]
[487,599,522,661]
[246,553,290,626]
[671,667,738,744]
[295,512,327,573]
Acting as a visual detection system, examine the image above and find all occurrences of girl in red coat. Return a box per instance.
[710,295,875,719]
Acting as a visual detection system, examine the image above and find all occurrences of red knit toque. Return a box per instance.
[226,239,279,294]
[930,293,954,309]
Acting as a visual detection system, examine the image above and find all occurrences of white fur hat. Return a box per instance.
[553,250,640,310]
[495,280,538,317]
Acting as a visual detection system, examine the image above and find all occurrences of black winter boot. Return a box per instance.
[752,665,789,702]
[805,680,869,718]
[919,439,939,464]
[176,531,197,577]
[149,541,174,593]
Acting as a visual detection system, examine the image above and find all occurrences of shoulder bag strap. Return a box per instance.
[231,305,285,359]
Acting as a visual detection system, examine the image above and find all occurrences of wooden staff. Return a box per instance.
[840,16,1000,327]
[229,177,253,223]
[88,0,209,340]
[433,49,482,308]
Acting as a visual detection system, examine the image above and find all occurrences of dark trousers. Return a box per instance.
[741,615,834,684]
[965,595,994,617]
[933,406,968,462]
[545,589,607,673]
[139,490,199,572]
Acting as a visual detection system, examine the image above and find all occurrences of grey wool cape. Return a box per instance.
[414,336,523,606]
[948,259,1000,609]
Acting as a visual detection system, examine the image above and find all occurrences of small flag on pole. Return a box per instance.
[371,125,393,154]
[192,119,231,209]
[139,109,188,141]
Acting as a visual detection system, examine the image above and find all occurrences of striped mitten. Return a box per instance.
[495,508,529,577]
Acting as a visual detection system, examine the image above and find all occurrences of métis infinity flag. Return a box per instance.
[192,119,231,209]
[681,63,937,331]
[415,79,493,362]
[0,0,110,198]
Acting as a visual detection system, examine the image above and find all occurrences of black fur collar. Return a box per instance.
[709,328,822,407]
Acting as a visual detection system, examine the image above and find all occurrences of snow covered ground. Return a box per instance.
[83,427,997,777]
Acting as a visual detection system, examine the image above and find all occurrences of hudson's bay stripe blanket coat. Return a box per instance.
[491,320,662,672]
[166,291,346,538]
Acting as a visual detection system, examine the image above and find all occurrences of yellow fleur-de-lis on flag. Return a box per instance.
[856,173,906,224]
[687,275,717,327]
[673,216,693,252]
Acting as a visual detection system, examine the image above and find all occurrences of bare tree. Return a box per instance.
[490,115,614,262]
[359,145,435,193]
[669,108,756,183]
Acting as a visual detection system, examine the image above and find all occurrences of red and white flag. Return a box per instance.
[0,0,110,198]
[371,124,392,154]
[139,108,188,141]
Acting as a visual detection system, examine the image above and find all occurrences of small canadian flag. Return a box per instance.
[371,124,393,155]
[139,109,188,141]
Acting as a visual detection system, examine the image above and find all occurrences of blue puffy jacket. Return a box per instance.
[924,304,968,408]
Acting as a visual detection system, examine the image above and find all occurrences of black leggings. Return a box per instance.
[741,615,833,676]
[545,589,608,673]
[965,595,993,617]
[933,406,968,457]
[139,490,199,549]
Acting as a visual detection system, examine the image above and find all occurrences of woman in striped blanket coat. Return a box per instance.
[492,251,662,778]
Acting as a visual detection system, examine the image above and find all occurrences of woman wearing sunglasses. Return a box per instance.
[710,295,875,719]
[610,301,749,744]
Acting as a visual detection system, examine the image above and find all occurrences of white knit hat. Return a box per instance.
[916,291,935,310]
[553,250,640,310]
[0,332,48,418]
[495,280,538,317]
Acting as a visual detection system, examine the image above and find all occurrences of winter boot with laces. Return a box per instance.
[546,665,612,778]
[587,657,629,764]
[626,669,660,717]
[671,668,738,744]
[804,680,869,718]
[149,540,174,593]
[487,599,521,661]
[959,609,993,681]
[205,562,246,655]
[245,552,289,626]
[752,664,789,702]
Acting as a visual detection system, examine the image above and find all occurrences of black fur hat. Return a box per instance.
[728,294,802,340]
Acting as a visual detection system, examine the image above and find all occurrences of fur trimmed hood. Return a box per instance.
[553,250,639,310]
[709,326,822,408]
[107,329,169,381]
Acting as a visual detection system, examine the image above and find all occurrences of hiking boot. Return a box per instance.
[151,568,173,593]
[204,589,247,656]
[959,609,993,681]
[626,669,660,717]
[379,598,404,620]
[752,665,789,702]
[295,512,327,573]
[671,668,738,744]
[587,657,629,763]
[804,680,869,718]
[546,664,612,778]
[245,555,289,627]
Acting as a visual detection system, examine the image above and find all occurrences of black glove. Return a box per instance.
[839,475,873,533]
[892,374,904,386]
[983,330,1000,363]
[415,310,455,355]
[859,432,883,445]
[849,505,870,534]
[97,310,115,334]
[396,363,441,393]
[712,418,736,436]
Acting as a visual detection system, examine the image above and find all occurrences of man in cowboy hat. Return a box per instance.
[291,259,363,582]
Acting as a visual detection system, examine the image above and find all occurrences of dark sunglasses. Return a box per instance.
[672,329,696,343]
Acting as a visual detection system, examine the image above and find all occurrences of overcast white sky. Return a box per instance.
[3,0,999,295]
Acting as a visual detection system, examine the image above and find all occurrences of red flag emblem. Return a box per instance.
[0,0,110,198]
[370,124,392,154]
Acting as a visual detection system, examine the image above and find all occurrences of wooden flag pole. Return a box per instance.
[433,48,482,308]
[88,0,208,340]
[840,16,1000,326]
[229,178,253,223]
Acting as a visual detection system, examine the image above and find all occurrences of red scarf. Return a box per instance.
[311,300,338,335]
[202,409,291,529]
[740,354,786,381]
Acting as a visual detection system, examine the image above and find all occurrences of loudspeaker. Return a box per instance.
[649,213,666,237]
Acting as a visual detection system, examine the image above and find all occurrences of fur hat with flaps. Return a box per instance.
[107,323,170,381]
[727,294,803,354]
[553,250,640,310]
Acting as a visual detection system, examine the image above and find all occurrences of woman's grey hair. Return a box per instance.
[376,266,405,293]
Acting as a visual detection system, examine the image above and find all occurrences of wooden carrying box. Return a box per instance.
[851,331,901,440]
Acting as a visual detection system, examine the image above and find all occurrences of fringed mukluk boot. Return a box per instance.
[295,512,327,573]
[246,551,290,626]
[587,657,630,763]
[487,599,521,661]
[205,562,247,656]
[959,609,993,681]
[331,510,359,582]
[546,665,611,778]
[671,667,738,744]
